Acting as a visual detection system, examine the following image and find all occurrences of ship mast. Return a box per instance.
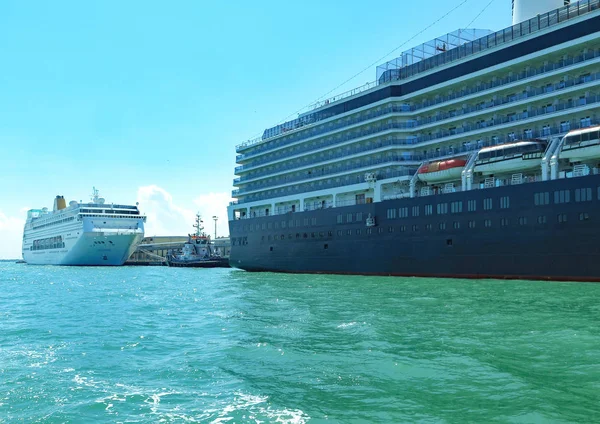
[193,212,204,237]
[91,187,100,203]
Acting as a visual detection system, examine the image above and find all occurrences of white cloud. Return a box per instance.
[0,211,25,259]
[136,185,231,238]
[136,185,195,237]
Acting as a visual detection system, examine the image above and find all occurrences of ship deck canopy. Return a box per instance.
[376,29,493,83]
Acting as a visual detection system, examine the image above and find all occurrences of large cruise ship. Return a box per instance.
[22,188,146,266]
[228,0,600,281]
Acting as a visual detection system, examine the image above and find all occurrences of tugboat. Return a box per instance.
[167,213,230,268]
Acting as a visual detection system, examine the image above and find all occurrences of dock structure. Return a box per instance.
[125,236,231,266]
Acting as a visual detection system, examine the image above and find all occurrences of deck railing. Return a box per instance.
[236,0,600,153]
[234,96,600,194]
[231,117,599,205]
[236,49,600,167]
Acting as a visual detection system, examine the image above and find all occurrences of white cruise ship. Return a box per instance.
[22,188,146,266]
[228,0,600,281]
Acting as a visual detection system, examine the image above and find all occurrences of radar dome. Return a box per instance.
[98,198,105,204]
[69,200,78,207]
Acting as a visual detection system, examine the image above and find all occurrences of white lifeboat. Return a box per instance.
[474,140,546,175]
[560,126,600,161]
[417,158,466,183]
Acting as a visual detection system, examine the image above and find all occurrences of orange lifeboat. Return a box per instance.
[417,158,466,183]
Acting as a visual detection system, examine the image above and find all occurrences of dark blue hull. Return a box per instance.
[228,175,600,282]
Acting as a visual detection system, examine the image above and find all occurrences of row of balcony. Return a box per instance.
[232,117,599,204]
[236,69,600,179]
[236,48,600,158]
[236,0,600,153]
[234,94,600,191]
[232,169,417,206]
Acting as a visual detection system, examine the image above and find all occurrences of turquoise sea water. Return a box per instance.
[1,262,600,423]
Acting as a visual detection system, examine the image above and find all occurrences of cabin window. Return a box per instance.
[554,190,570,204]
[426,224,432,231]
[281,221,286,228]
[304,218,309,226]
[453,221,460,229]
[501,218,509,226]
[355,229,361,235]
[467,200,476,212]
[387,209,397,219]
[336,214,343,224]
[518,217,527,225]
[356,212,363,222]
[378,227,384,234]
[534,192,550,206]
[451,201,462,213]
[484,219,492,227]
[412,206,420,217]
[312,217,317,226]
[557,214,568,223]
[412,225,419,232]
[337,230,343,236]
[347,213,353,223]
[425,205,433,216]
[579,213,590,221]
[439,222,446,230]
[483,198,493,210]
[575,188,592,202]
[437,203,448,215]
[468,220,476,228]
[387,226,394,233]
[399,207,409,218]
[537,216,547,224]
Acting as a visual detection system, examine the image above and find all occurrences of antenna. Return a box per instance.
[91,187,100,203]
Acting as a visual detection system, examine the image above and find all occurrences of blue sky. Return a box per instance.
[0,0,511,258]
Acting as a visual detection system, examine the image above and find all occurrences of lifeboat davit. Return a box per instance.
[417,158,466,183]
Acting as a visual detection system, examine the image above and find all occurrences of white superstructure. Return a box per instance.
[229,0,600,222]
[512,0,570,25]
[22,188,146,266]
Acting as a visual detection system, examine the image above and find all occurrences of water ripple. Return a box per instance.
[1,262,600,422]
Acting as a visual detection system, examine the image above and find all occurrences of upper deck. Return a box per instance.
[236,0,600,153]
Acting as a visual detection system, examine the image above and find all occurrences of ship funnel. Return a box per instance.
[54,195,67,211]
[512,0,570,25]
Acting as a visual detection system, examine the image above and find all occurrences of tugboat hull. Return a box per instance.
[167,257,230,268]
